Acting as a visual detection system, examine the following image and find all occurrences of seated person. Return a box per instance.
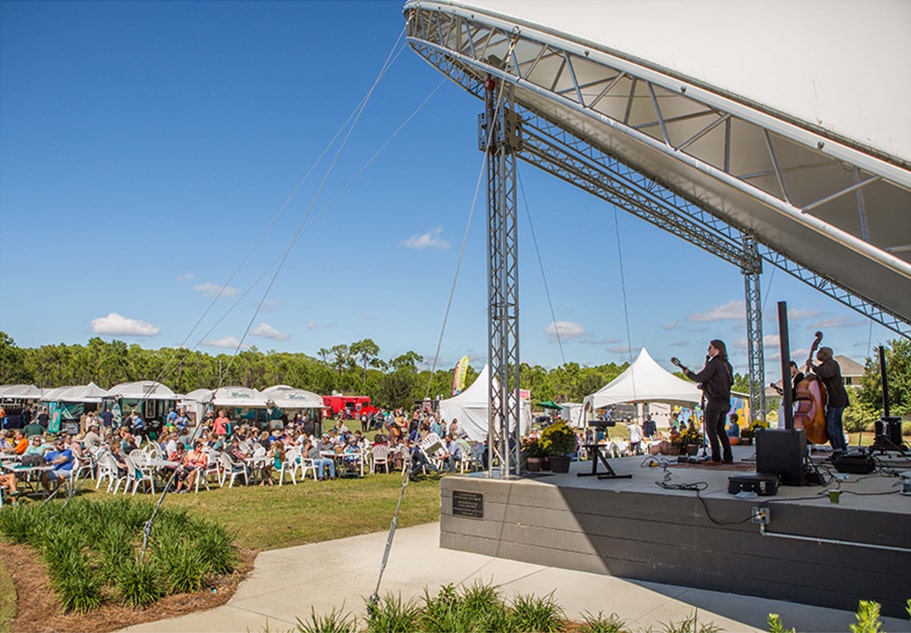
[727,413,741,438]
[174,441,208,492]
[41,437,74,491]
[305,438,335,480]
[0,470,19,500]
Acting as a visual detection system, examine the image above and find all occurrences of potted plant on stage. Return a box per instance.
[541,420,576,473]
[521,433,546,472]
[741,419,767,445]
[673,426,703,456]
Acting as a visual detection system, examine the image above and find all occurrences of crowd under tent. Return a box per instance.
[41,382,110,434]
[211,386,271,427]
[438,365,532,442]
[107,380,178,426]
[179,388,214,425]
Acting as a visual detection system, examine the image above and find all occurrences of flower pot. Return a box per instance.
[526,457,543,472]
[541,457,552,471]
[686,444,699,456]
[549,455,571,473]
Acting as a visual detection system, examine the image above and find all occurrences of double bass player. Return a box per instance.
[672,339,734,464]
[808,346,849,454]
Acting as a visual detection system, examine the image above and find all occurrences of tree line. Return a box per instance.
[1,331,907,419]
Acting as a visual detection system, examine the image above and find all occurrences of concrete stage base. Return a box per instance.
[439,446,911,618]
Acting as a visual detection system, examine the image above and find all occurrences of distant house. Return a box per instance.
[835,355,866,388]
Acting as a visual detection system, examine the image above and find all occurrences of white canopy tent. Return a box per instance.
[0,384,44,400]
[560,402,585,429]
[437,365,531,442]
[582,349,702,423]
[261,385,324,410]
[108,381,177,401]
[211,386,267,408]
[41,382,109,403]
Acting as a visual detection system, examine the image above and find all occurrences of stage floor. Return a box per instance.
[439,444,911,618]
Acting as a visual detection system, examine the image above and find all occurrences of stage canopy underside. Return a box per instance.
[403,0,911,335]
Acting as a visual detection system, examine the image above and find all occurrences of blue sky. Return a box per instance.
[0,1,896,382]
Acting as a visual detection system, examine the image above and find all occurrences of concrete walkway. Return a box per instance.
[117,522,910,633]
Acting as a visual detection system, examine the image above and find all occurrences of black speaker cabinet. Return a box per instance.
[756,428,806,485]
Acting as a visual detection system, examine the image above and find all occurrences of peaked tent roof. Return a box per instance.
[109,381,177,401]
[211,386,267,408]
[584,348,702,410]
[0,384,44,399]
[42,382,110,403]
[437,365,531,442]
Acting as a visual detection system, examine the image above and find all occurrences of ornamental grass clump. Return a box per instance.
[0,497,237,613]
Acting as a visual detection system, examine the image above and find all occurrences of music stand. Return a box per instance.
[578,420,632,480]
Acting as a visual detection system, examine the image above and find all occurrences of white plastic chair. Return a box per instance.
[278,446,301,486]
[219,452,248,488]
[122,453,155,495]
[370,445,390,474]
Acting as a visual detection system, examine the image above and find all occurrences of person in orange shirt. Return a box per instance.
[12,430,28,454]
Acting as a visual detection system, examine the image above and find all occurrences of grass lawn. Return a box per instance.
[150,471,443,550]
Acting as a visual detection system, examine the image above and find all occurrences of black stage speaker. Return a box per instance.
[756,428,806,486]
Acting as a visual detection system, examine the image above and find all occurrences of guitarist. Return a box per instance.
[672,339,734,464]
[808,346,849,454]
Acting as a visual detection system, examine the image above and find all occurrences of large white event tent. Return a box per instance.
[438,365,531,442]
[582,349,702,421]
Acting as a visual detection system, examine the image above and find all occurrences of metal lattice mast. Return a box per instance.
[742,234,766,422]
[481,76,521,478]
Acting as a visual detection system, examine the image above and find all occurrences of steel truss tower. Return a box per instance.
[480,77,522,477]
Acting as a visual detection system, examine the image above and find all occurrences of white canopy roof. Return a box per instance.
[109,381,177,401]
[583,348,702,411]
[437,365,531,442]
[42,382,109,403]
[182,388,214,404]
[0,384,44,399]
[211,386,267,408]
[261,385,324,409]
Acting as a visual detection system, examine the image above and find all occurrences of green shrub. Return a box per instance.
[849,600,883,633]
[366,593,419,633]
[509,592,565,633]
[579,611,628,633]
[660,610,722,633]
[118,556,164,608]
[293,605,360,633]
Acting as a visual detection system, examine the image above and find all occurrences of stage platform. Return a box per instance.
[439,444,911,618]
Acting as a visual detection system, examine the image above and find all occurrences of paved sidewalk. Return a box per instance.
[118,522,910,633]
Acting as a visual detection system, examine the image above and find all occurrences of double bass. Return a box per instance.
[793,331,828,444]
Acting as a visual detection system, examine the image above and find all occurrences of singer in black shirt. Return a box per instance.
[673,339,734,463]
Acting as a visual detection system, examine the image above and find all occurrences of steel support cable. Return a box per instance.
[135,25,410,399]
[191,79,443,371]
[516,172,565,366]
[214,27,411,384]
[613,208,636,399]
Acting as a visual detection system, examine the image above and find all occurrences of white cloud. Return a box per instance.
[787,307,818,320]
[812,317,855,329]
[201,336,246,350]
[401,226,450,251]
[544,321,586,341]
[690,300,745,322]
[91,312,160,337]
[176,273,195,282]
[734,334,781,350]
[260,299,282,313]
[252,323,291,341]
[662,320,679,331]
[608,345,637,355]
[193,281,238,298]
[306,321,336,330]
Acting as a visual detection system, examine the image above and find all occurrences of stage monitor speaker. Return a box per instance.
[756,428,806,486]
